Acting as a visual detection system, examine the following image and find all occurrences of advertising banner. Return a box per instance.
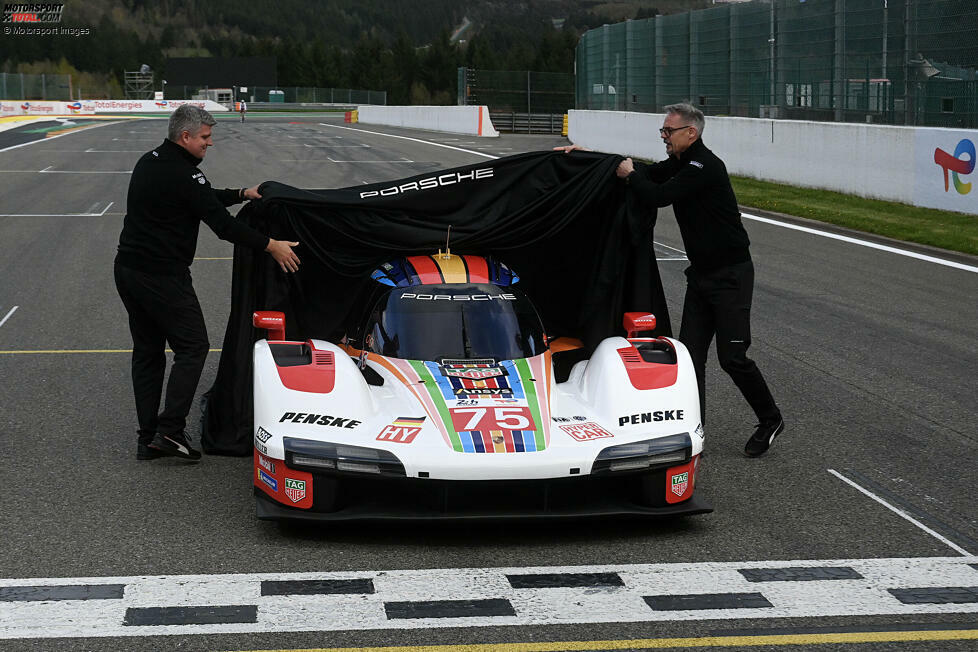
[915,129,978,215]
[0,99,229,116]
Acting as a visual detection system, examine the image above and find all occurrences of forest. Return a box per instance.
[0,0,710,103]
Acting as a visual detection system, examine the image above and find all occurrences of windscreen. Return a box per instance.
[365,284,546,361]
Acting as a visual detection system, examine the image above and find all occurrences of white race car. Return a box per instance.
[251,253,710,520]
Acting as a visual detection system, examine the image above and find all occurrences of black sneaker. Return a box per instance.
[744,416,784,458]
[149,432,202,461]
[137,441,164,460]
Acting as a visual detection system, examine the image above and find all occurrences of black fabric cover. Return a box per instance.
[201,150,671,456]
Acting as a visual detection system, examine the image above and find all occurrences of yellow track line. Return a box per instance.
[226,629,978,652]
[0,349,223,354]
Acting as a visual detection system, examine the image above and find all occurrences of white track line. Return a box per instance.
[319,123,499,159]
[2,557,978,639]
[742,212,978,274]
[0,201,115,218]
[0,121,120,154]
[828,469,972,556]
[0,306,18,328]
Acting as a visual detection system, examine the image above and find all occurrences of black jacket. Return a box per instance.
[628,138,750,272]
[116,139,269,275]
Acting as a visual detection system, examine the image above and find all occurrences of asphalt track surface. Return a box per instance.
[1,113,977,651]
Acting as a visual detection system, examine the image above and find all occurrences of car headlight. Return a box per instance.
[284,437,406,476]
[591,433,691,473]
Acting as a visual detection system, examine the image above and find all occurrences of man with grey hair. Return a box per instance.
[115,104,301,462]
[559,102,784,456]
[618,102,784,457]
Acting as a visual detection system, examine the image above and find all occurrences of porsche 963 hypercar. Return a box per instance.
[251,253,710,520]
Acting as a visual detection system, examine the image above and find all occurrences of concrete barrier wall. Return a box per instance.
[0,99,228,116]
[357,105,499,137]
[568,109,978,215]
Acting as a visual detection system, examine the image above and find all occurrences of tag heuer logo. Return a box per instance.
[284,478,306,503]
[671,471,689,497]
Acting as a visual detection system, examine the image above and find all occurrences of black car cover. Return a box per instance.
[201,150,671,455]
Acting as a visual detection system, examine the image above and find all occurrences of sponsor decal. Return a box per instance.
[284,478,306,503]
[455,399,481,406]
[155,100,168,108]
[66,101,81,111]
[934,138,975,194]
[255,427,273,443]
[360,168,493,199]
[255,441,267,455]
[258,455,276,474]
[441,366,504,380]
[695,424,704,438]
[572,415,587,421]
[560,422,614,442]
[376,416,425,444]
[400,293,516,301]
[453,387,513,396]
[279,412,362,429]
[259,469,277,491]
[671,471,689,497]
[619,410,684,426]
[552,416,570,423]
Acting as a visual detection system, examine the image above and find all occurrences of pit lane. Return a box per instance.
[0,113,977,651]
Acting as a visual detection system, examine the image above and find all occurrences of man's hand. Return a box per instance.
[243,185,262,200]
[553,144,586,153]
[265,239,300,273]
[616,157,635,179]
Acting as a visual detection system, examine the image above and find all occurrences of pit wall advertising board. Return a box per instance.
[0,99,229,115]
[568,110,978,216]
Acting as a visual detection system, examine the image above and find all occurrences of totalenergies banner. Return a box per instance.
[0,99,228,116]
[915,129,978,214]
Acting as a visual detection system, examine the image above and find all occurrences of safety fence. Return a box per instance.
[576,0,978,128]
[168,86,387,105]
[0,72,73,100]
[458,68,575,115]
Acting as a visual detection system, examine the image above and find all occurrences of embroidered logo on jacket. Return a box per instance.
[689,160,704,169]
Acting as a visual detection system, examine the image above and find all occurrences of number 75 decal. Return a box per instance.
[449,407,537,432]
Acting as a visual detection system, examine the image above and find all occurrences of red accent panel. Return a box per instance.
[253,310,286,341]
[276,342,335,393]
[406,255,443,284]
[463,255,490,283]
[623,312,657,338]
[665,454,698,504]
[617,345,678,390]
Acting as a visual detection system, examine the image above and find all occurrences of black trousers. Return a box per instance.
[114,263,209,441]
[679,260,780,425]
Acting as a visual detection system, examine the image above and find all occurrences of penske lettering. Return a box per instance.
[400,293,516,301]
[619,410,684,426]
[360,168,493,199]
[280,412,361,429]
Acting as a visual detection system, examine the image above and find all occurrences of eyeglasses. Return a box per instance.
[659,125,693,137]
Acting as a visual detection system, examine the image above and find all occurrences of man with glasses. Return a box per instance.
[557,102,784,457]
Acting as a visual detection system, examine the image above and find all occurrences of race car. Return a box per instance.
[251,253,711,520]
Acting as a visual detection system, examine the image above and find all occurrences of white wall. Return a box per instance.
[357,105,499,137]
[568,110,978,215]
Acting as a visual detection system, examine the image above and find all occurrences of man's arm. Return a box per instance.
[193,180,301,272]
[214,184,262,207]
[625,158,713,208]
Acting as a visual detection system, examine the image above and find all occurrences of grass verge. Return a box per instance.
[731,175,978,257]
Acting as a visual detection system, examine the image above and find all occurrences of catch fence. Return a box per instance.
[576,0,978,128]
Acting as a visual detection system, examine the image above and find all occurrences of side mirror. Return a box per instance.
[253,310,286,341]
[623,312,656,339]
